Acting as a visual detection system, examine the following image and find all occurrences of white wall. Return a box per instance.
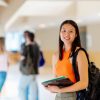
[36,27,59,51]
[87,23,100,51]
[77,1,100,17]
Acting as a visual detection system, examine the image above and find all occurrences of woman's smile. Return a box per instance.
[64,36,70,40]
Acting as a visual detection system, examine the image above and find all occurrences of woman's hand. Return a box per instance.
[45,85,61,93]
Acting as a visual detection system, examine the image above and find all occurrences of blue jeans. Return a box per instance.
[19,74,38,100]
[0,71,7,92]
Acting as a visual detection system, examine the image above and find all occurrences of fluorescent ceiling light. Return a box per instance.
[0,0,8,7]
[38,24,46,28]
[19,1,72,16]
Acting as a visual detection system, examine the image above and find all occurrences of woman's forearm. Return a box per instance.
[59,81,88,93]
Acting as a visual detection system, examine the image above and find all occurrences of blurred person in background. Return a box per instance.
[19,31,40,100]
[0,38,9,97]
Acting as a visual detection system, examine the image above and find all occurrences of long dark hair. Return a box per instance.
[59,20,81,60]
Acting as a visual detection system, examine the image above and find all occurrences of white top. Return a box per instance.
[0,53,8,71]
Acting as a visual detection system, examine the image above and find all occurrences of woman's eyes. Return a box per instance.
[62,30,66,32]
[61,30,73,33]
[69,31,73,33]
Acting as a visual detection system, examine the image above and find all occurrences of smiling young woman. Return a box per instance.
[44,20,88,100]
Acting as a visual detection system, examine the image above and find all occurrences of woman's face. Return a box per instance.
[60,24,77,44]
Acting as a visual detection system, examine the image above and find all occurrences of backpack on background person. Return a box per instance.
[38,51,45,67]
[72,48,100,100]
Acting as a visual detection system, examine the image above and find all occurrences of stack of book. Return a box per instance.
[42,76,73,88]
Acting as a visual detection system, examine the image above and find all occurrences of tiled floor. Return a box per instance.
[0,63,56,100]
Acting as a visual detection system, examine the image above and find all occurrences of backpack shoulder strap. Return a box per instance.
[72,48,89,81]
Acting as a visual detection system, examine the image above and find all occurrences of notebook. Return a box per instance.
[42,76,73,88]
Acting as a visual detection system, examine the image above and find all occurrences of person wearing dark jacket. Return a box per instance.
[19,30,40,100]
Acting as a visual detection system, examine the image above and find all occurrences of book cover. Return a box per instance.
[42,76,73,88]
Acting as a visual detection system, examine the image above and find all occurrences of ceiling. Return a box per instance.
[6,0,75,31]
[1,0,100,32]
[19,0,73,16]
[0,0,7,7]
